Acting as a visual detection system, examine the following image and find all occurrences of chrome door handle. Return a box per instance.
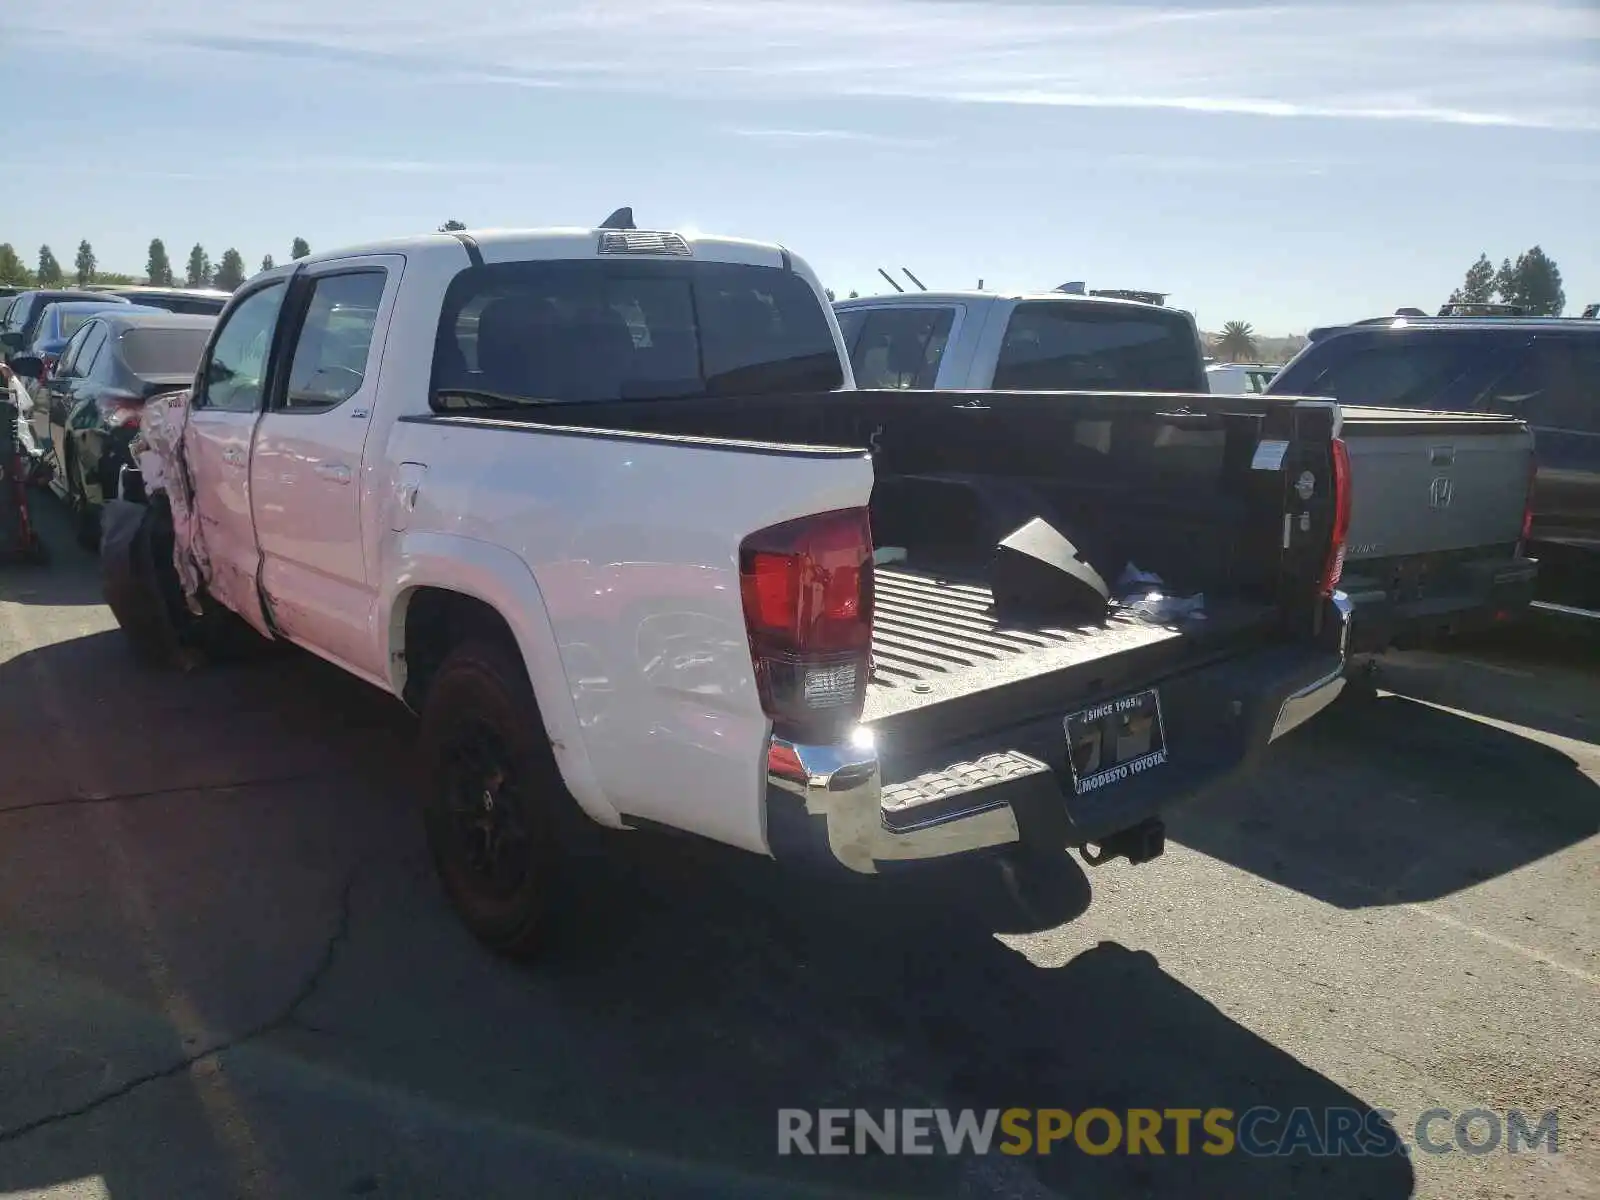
[315,462,352,485]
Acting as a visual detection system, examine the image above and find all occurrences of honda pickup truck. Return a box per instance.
[835,291,1539,665]
[106,221,1352,958]
[1272,315,1597,610]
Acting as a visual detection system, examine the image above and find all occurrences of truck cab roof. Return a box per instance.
[834,290,1176,312]
[285,227,808,274]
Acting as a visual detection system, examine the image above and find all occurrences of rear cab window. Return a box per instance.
[119,327,213,378]
[59,311,103,339]
[431,258,842,408]
[992,301,1203,391]
[848,307,955,389]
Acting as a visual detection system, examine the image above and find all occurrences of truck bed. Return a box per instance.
[865,568,1278,740]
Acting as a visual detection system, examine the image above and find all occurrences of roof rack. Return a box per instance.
[1053,282,1169,306]
[1436,301,1529,317]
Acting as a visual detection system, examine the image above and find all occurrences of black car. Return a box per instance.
[1269,317,1600,604]
[8,310,214,548]
[0,288,131,358]
[97,286,232,316]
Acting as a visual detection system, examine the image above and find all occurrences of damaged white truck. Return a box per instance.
[103,219,1353,957]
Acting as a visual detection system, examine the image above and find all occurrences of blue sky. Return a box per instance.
[5,0,1596,333]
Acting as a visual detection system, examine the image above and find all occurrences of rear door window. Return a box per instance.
[834,308,868,359]
[54,324,93,377]
[992,302,1202,391]
[850,307,955,389]
[280,270,387,411]
[76,323,110,377]
[1525,338,1600,433]
[431,258,841,408]
[1288,336,1504,409]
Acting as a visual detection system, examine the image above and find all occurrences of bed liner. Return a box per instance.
[864,568,1278,739]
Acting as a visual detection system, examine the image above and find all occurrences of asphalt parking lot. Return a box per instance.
[1,499,1596,1200]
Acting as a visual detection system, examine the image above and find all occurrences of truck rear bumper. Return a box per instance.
[764,596,1351,875]
[1344,555,1538,655]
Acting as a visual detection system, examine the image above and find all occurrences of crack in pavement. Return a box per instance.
[0,856,366,1145]
[0,769,363,818]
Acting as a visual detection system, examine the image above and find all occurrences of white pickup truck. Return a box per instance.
[105,223,1353,958]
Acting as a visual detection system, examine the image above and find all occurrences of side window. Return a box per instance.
[279,270,387,412]
[55,324,94,377]
[851,307,955,389]
[76,323,110,378]
[1526,339,1600,434]
[1480,344,1541,417]
[199,283,287,413]
[834,308,868,358]
[2,297,27,334]
[1301,339,1483,409]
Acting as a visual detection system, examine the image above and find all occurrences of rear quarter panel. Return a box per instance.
[385,416,874,853]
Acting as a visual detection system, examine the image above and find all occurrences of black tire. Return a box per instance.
[419,640,567,958]
[66,448,100,553]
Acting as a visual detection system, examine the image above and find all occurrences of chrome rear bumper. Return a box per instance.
[765,593,1353,875]
[765,734,1024,875]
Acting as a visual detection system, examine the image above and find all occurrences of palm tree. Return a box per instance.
[1214,321,1258,363]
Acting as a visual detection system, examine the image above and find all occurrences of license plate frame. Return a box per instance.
[1063,688,1169,796]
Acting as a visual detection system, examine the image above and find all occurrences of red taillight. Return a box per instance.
[1320,437,1352,596]
[104,401,141,431]
[739,508,874,739]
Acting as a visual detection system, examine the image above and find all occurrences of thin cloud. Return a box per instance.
[931,89,1583,130]
[728,127,940,147]
[16,0,1600,131]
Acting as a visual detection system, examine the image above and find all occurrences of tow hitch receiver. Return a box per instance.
[1080,819,1166,867]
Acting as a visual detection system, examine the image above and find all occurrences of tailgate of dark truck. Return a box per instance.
[1335,407,1538,651]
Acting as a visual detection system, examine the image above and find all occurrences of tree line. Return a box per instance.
[1446,245,1565,315]
[1,221,481,291]
[0,237,315,291]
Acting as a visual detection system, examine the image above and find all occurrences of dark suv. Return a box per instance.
[1269,317,1600,604]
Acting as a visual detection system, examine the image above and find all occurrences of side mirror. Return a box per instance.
[0,331,23,352]
[7,354,43,380]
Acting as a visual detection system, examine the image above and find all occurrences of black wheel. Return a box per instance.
[65,448,101,553]
[419,640,566,958]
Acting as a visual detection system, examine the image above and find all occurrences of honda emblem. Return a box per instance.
[1429,475,1454,509]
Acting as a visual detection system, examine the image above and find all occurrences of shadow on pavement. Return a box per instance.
[1372,634,1600,747]
[1171,687,1599,909]
[0,491,107,607]
[0,625,1416,1198]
